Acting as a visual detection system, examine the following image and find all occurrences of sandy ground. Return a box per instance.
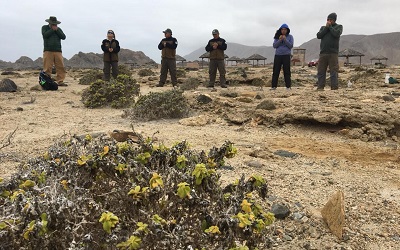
[0,67,399,249]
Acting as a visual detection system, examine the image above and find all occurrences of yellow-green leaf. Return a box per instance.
[23,220,35,240]
[116,235,142,249]
[149,173,163,189]
[19,180,35,189]
[241,199,252,213]
[0,222,8,230]
[99,212,119,234]
[177,182,191,199]
[205,225,221,234]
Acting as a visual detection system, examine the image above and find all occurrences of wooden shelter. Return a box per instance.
[226,56,242,66]
[370,55,388,65]
[175,55,186,67]
[246,54,267,67]
[338,48,364,65]
[199,52,229,68]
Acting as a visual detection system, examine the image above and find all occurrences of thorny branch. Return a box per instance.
[0,128,17,150]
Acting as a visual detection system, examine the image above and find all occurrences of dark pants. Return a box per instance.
[159,58,177,85]
[271,54,291,88]
[209,59,226,86]
[317,53,339,90]
[103,61,118,81]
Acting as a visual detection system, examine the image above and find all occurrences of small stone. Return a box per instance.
[235,97,253,103]
[0,78,18,92]
[256,99,276,110]
[255,93,265,99]
[179,115,209,126]
[321,190,345,239]
[245,160,263,168]
[219,91,238,98]
[196,94,212,104]
[271,203,291,219]
[283,234,292,241]
[293,212,303,220]
[16,107,23,111]
[382,95,395,102]
[274,150,297,158]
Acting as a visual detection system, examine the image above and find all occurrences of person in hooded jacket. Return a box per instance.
[101,30,120,81]
[271,24,294,90]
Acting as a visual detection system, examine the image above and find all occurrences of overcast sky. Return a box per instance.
[1,0,398,63]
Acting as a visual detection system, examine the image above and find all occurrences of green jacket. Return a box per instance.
[317,23,342,54]
[42,25,66,52]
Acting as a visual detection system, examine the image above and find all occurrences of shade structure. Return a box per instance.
[338,48,364,65]
[199,52,228,68]
[246,54,267,67]
[175,55,186,66]
[226,56,242,66]
[370,55,388,65]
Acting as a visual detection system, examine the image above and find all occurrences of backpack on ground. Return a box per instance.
[39,70,58,90]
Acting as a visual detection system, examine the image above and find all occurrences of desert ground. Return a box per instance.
[0,64,399,249]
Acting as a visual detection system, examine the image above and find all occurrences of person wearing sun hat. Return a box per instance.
[101,30,120,81]
[157,28,178,87]
[271,23,294,90]
[316,13,343,90]
[42,16,67,86]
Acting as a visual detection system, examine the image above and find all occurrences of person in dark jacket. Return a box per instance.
[205,29,227,88]
[101,30,120,81]
[42,16,67,86]
[157,28,178,87]
[316,13,343,90]
[271,23,294,90]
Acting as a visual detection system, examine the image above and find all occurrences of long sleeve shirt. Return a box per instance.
[317,23,343,54]
[273,34,294,56]
[42,25,66,52]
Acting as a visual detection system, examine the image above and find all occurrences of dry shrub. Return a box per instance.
[124,90,190,121]
[180,77,201,91]
[138,68,155,77]
[78,69,103,85]
[81,74,140,108]
[0,134,273,249]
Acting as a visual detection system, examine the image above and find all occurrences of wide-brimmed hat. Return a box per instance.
[163,28,172,34]
[45,16,61,25]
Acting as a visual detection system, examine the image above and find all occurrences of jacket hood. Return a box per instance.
[274,24,291,39]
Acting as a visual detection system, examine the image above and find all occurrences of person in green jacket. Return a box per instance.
[316,13,343,90]
[42,16,67,86]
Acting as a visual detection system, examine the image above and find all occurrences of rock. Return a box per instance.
[255,93,265,99]
[109,130,140,142]
[219,91,238,98]
[321,190,345,239]
[382,95,395,102]
[273,150,297,158]
[148,76,158,81]
[256,100,276,110]
[16,107,23,111]
[196,94,212,104]
[30,85,43,91]
[235,97,253,103]
[292,212,303,220]
[245,160,263,168]
[0,79,18,92]
[271,203,291,219]
[240,91,257,98]
[1,71,20,76]
[179,115,209,126]
[224,112,251,125]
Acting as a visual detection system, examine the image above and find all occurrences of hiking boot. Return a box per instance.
[331,87,338,90]
[316,88,324,91]
[207,84,215,88]
[220,84,228,88]
[286,87,291,91]
[156,83,164,87]
[172,83,178,87]
[57,82,68,87]
[270,87,277,90]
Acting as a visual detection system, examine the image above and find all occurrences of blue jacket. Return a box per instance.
[273,34,294,56]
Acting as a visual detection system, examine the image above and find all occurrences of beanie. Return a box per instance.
[327,13,337,21]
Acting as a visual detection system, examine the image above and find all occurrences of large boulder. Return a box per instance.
[0,78,17,92]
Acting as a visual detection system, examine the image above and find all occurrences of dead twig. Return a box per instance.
[0,128,17,150]
[22,96,36,105]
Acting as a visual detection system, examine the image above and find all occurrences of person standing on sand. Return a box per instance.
[42,16,67,86]
[271,23,294,90]
[316,13,343,90]
[101,30,120,81]
[157,28,178,87]
[205,29,227,88]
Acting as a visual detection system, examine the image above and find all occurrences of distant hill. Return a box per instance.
[184,32,400,65]
[0,49,157,70]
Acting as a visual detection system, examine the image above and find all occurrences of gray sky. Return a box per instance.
[1,0,398,63]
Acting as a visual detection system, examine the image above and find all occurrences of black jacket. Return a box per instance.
[101,39,120,62]
[158,37,178,59]
[205,37,227,60]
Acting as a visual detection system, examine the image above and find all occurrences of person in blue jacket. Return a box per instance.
[271,24,294,90]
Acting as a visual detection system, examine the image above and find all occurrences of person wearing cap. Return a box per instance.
[205,29,227,88]
[157,28,178,87]
[316,13,343,90]
[101,30,120,81]
[42,16,67,86]
[271,23,294,90]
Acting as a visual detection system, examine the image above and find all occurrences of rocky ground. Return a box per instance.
[0,65,399,249]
